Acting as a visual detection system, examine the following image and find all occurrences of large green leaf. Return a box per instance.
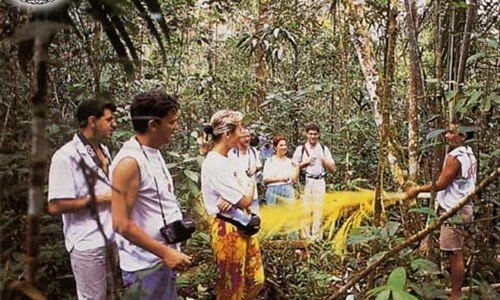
[387,267,406,289]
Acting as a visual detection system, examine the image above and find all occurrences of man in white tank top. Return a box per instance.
[406,121,477,300]
[111,92,192,300]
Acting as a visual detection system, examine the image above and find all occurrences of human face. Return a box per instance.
[226,123,243,149]
[276,139,287,157]
[445,123,465,147]
[94,108,116,141]
[156,110,179,145]
[306,130,320,146]
[238,130,251,148]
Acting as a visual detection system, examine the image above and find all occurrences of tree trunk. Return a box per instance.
[339,14,350,189]
[346,0,405,188]
[404,0,425,182]
[23,36,48,299]
[369,0,398,289]
[254,0,269,113]
[447,4,456,121]
[456,0,478,89]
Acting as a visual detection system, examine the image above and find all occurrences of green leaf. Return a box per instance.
[184,169,199,183]
[366,286,389,298]
[408,207,436,217]
[387,221,400,237]
[387,267,406,289]
[392,289,419,300]
[425,78,438,83]
[375,289,391,300]
[468,90,483,105]
[368,251,387,266]
[411,258,440,275]
[446,90,458,101]
[466,52,485,64]
[426,129,446,140]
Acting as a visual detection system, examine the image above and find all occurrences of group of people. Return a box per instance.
[47,91,477,300]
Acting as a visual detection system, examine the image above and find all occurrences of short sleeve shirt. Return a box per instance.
[48,134,114,252]
[292,142,334,176]
[201,151,246,216]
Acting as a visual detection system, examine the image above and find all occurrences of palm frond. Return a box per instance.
[87,0,134,75]
[130,0,167,63]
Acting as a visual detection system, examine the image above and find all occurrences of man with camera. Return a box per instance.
[228,127,262,215]
[47,99,117,300]
[111,92,192,299]
[292,124,335,240]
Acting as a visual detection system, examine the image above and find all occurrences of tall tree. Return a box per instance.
[404,0,425,182]
[345,0,406,188]
[254,0,269,112]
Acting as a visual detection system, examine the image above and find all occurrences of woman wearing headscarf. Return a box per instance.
[200,110,264,300]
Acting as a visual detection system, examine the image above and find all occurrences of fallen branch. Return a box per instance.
[445,283,500,294]
[328,167,499,300]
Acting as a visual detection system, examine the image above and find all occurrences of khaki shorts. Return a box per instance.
[439,205,473,251]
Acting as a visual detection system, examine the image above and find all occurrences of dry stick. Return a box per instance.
[328,167,499,300]
[79,159,119,300]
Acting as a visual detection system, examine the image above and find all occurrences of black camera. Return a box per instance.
[160,218,196,244]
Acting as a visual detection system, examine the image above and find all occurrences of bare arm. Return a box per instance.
[218,182,255,212]
[48,193,110,215]
[406,155,460,199]
[111,157,191,270]
[322,158,335,173]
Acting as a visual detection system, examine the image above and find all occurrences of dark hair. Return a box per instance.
[250,135,259,147]
[130,92,180,133]
[273,135,286,147]
[76,99,116,128]
[306,124,320,133]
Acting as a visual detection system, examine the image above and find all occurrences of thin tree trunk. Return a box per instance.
[254,0,269,113]
[456,0,478,89]
[447,4,456,121]
[369,0,398,288]
[404,0,425,182]
[346,0,405,188]
[339,14,350,188]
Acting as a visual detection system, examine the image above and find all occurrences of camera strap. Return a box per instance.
[136,138,180,228]
[76,132,111,175]
[234,147,257,172]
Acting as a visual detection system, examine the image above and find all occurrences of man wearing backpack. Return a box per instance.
[228,127,263,215]
[293,124,335,240]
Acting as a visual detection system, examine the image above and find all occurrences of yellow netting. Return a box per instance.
[196,189,406,256]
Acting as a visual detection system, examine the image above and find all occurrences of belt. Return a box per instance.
[306,174,325,180]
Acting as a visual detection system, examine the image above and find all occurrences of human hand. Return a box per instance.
[246,166,257,177]
[217,198,233,213]
[308,156,317,165]
[405,187,419,199]
[162,247,192,272]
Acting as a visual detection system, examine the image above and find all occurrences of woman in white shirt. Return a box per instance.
[262,136,299,205]
[200,110,264,300]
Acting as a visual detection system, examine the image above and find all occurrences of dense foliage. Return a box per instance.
[1,0,499,299]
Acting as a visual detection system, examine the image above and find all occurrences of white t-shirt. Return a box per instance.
[292,142,334,176]
[437,146,477,211]
[48,134,115,252]
[111,137,183,272]
[227,146,261,198]
[263,156,296,186]
[201,151,246,216]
